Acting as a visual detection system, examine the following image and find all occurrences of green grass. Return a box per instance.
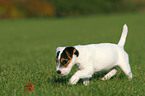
[0,13,145,96]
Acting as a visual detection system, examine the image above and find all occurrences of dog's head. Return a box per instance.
[56,46,79,75]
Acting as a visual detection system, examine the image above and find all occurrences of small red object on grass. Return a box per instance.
[24,82,34,93]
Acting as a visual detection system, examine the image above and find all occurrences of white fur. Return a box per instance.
[118,24,128,47]
[56,24,133,85]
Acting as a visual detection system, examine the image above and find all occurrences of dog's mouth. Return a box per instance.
[56,69,70,76]
[59,74,66,76]
[57,73,68,76]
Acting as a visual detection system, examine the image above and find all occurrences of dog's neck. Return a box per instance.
[73,55,85,70]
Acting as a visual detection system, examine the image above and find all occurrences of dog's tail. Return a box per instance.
[118,24,128,47]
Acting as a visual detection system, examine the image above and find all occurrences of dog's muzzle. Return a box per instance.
[57,70,61,74]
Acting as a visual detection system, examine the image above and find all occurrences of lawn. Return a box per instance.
[0,13,145,96]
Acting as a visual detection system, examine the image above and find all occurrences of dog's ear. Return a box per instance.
[73,48,79,57]
[56,51,60,59]
[60,47,79,67]
[64,47,79,58]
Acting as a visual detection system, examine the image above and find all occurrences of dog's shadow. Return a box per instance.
[53,76,68,84]
[48,75,71,85]
[48,72,106,85]
[48,72,125,85]
[91,72,107,80]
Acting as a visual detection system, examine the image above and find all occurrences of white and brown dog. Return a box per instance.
[56,24,133,85]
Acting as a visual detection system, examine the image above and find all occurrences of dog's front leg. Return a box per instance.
[69,66,94,85]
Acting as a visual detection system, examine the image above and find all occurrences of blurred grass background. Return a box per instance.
[0,0,145,19]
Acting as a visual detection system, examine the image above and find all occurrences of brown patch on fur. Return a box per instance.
[60,58,66,63]
[59,47,79,67]
[64,59,72,67]
[65,51,72,59]
[73,49,77,55]
[60,57,71,67]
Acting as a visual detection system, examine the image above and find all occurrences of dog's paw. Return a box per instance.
[101,77,106,80]
[83,80,89,86]
[101,77,109,80]
[83,78,90,86]
[69,76,79,85]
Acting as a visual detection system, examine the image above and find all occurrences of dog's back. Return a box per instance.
[74,24,129,72]
[75,43,125,71]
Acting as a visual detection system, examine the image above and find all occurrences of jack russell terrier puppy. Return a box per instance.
[56,24,133,85]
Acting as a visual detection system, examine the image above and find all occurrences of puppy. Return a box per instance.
[56,24,133,85]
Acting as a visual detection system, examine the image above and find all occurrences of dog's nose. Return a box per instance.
[57,70,61,74]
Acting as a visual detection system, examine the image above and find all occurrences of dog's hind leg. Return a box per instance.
[118,63,133,79]
[118,53,133,79]
[101,67,118,80]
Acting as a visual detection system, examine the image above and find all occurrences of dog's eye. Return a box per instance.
[62,60,68,65]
